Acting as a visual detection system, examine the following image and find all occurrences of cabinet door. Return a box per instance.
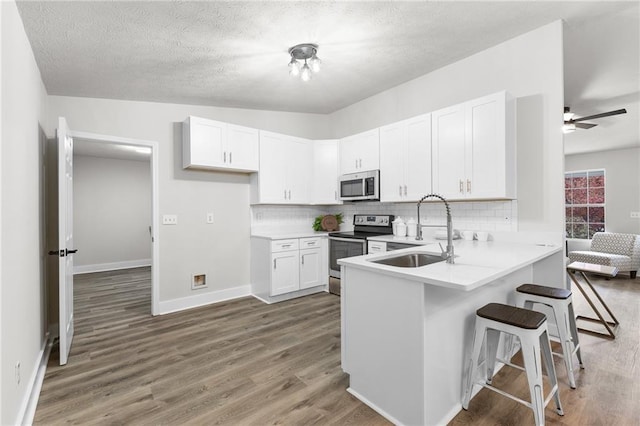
[227,124,259,172]
[357,129,380,171]
[312,140,341,204]
[286,136,311,204]
[465,92,506,198]
[183,117,226,168]
[258,131,288,203]
[339,135,361,175]
[404,114,432,201]
[271,251,300,296]
[379,122,406,202]
[432,104,466,199]
[339,129,380,174]
[299,248,322,289]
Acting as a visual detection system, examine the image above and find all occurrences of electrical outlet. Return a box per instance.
[162,214,178,225]
[631,212,640,219]
[15,362,20,385]
[206,212,214,224]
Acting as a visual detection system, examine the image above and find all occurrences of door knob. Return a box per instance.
[66,249,78,255]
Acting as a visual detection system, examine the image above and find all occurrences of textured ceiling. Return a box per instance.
[15,1,639,155]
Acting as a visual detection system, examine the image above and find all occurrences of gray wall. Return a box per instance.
[1,1,49,423]
[73,154,152,272]
[565,147,640,234]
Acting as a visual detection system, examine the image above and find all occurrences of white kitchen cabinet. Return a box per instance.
[367,240,387,253]
[251,236,327,303]
[251,131,312,204]
[339,129,380,175]
[311,139,341,204]
[271,250,300,296]
[432,91,515,200]
[380,113,432,202]
[299,238,323,289]
[182,116,258,172]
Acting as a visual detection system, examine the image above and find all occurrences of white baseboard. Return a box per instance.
[17,334,52,426]
[74,259,151,274]
[158,285,252,315]
[346,387,403,425]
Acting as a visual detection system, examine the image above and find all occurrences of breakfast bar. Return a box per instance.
[338,238,564,426]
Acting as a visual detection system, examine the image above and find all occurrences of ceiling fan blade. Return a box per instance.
[575,122,597,129]
[572,108,627,122]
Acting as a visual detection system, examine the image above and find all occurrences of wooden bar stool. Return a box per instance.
[463,303,563,426]
[515,284,583,389]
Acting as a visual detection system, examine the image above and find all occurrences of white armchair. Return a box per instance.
[568,232,640,279]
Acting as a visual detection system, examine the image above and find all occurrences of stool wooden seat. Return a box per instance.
[515,283,583,389]
[463,303,563,426]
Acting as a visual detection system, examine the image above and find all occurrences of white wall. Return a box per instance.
[0,1,49,424]
[329,21,566,233]
[565,147,640,234]
[47,97,330,305]
[73,154,152,272]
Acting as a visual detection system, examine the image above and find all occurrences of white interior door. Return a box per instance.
[58,117,75,365]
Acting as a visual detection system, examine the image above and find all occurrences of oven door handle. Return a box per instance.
[329,237,367,244]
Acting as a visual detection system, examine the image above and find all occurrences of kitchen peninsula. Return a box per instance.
[338,235,564,426]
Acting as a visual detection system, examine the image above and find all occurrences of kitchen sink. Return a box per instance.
[369,253,444,268]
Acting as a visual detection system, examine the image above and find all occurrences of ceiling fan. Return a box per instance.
[563,106,627,132]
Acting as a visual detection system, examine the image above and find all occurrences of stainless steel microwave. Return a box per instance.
[338,170,380,201]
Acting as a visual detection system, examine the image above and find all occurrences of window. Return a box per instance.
[565,169,605,239]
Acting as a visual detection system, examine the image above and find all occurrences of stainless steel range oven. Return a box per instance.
[328,214,394,295]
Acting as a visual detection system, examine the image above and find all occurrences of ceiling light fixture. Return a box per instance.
[288,43,321,82]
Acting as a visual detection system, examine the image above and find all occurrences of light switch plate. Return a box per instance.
[163,214,178,225]
[206,212,214,224]
[631,212,640,218]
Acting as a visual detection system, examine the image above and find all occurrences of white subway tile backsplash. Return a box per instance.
[251,199,517,234]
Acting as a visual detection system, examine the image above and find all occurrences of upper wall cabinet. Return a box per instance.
[432,91,515,200]
[311,140,342,205]
[250,131,312,204]
[183,116,259,173]
[380,113,432,202]
[339,129,380,175]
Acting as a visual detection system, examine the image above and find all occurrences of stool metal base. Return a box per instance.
[566,262,619,340]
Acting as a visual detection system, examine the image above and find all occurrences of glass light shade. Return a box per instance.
[563,111,575,121]
[300,62,312,82]
[309,55,321,73]
[288,58,300,77]
[563,123,576,133]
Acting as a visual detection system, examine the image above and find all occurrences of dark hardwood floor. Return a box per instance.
[35,268,639,425]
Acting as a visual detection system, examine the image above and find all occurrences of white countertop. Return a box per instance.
[338,240,562,291]
[251,230,329,240]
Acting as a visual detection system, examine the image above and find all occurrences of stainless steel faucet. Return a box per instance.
[416,194,455,264]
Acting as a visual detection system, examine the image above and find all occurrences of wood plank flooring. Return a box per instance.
[35,268,639,425]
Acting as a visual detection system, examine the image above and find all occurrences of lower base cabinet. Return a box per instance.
[251,236,328,303]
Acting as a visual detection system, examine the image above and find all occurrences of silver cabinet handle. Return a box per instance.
[273,259,276,269]
[359,159,362,168]
[301,254,305,265]
[467,179,471,193]
[281,244,292,248]
[355,159,358,169]
[223,151,227,163]
[459,180,464,193]
[288,190,291,200]
[399,185,402,196]
[284,189,287,199]
[229,152,232,163]
[404,185,407,196]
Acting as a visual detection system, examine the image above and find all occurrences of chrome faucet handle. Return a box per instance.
[438,242,447,258]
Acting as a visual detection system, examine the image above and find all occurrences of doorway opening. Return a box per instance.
[69,130,160,317]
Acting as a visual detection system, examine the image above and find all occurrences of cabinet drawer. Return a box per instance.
[271,239,299,252]
[299,237,322,249]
